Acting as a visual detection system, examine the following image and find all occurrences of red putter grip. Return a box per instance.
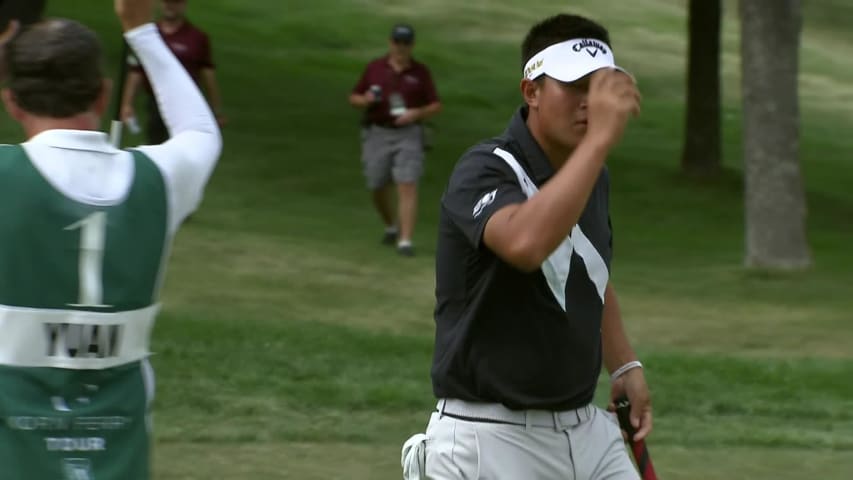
[614,396,659,480]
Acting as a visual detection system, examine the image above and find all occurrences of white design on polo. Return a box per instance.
[492,147,609,308]
[473,189,498,218]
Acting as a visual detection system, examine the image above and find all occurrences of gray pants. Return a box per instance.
[361,124,424,189]
[404,399,639,480]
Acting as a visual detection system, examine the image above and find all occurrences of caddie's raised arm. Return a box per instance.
[116,0,222,230]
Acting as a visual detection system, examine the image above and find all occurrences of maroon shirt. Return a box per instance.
[131,20,214,91]
[352,56,439,126]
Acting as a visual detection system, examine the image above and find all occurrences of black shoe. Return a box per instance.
[381,230,398,246]
[397,245,415,257]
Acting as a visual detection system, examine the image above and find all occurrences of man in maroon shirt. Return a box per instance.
[349,24,442,257]
[120,0,224,144]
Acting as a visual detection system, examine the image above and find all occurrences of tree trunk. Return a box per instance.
[740,0,811,269]
[681,0,722,177]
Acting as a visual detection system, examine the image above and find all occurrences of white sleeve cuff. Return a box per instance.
[123,23,158,42]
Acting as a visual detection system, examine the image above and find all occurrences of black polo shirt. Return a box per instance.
[431,106,613,411]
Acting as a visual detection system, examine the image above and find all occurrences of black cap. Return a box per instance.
[390,23,415,43]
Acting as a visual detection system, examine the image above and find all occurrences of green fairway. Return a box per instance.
[7,0,852,478]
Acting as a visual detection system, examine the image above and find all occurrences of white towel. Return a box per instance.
[401,433,428,479]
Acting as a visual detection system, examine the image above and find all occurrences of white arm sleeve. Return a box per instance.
[124,23,222,232]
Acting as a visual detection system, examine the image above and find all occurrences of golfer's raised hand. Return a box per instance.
[115,0,155,32]
[585,68,641,149]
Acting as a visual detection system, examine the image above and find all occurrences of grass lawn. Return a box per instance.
[5,0,851,478]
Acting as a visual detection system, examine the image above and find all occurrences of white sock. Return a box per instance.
[397,239,412,248]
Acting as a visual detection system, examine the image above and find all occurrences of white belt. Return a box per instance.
[0,303,159,369]
[437,398,592,430]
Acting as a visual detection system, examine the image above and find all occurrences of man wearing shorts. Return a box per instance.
[402,13,652,479]
[0,1,221,478]
[349,24,442,256]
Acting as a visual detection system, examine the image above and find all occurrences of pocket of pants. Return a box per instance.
[594,406,634,462]
[600,407,620,428]
[425,415,481,480]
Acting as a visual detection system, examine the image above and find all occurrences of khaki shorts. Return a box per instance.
[403,399,639,480]
[361,124,424,190]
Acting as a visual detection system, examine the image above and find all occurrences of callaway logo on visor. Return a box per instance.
[572,39,608,57]
[523,38,630,83]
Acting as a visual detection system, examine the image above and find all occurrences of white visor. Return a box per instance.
[523,38,629,82]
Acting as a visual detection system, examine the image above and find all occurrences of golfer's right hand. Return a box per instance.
[585,68,641,149]
[115,0,155,32]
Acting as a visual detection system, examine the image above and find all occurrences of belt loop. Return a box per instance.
[552,411,562,432]
[524,410,532,430]
[580,405,590,423]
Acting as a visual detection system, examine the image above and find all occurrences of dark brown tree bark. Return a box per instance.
[681,0,722,177]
